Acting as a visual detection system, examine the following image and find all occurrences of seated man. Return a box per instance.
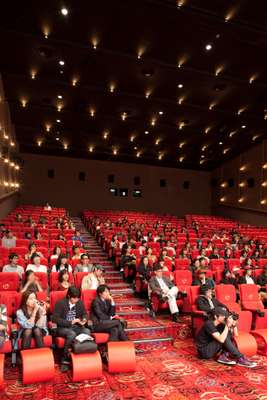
[237,266,256,284]
[195,306,256,368]
[1,230,16,249]
[52,286,92,367]
[90,285,128,341]
[192,270,215,289]
[149,264,181,322]
[81,265,105,290]
[197,284,227,314]
[75,253,94,273]
[3,253,24,279]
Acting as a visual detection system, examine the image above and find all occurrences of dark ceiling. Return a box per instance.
[1,0,267,170]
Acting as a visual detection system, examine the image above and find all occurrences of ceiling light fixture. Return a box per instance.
[209,103,215,110]
[178,84,183,89]
[31,70,37,80]
[37,139,43,147]
[241,125,246,129]
[205,127,211,134]
[262,181,267,187]
[56,119,61,123]
[10,141,15,147]
[130,135,135,142]
[103,131,109,139]
[72,77,78,86]
[240,165,246,171]
[151,118,156,126]
[113,148,118,155]
[92,38,98,50]
[260,199,266,205]
[57,95,63,99]
[262,163,267,169]
[57,104,63,112]
[59,60,65,66]
[90,108,95,117]
[61,7,69,16]
[205,44,212,51]
[45,124,51,132]
[220,197,226,202]
[159,111,163,115]
[179,156,184,163]
[238,197,244,203]
[178,97,184,105]
[21,99,27,108]
[145,130,149,135]
[89,145,94,153]
[179,141,185,149]
[215,66,224,76]
[219,142,223,145]
[121,112,127,121]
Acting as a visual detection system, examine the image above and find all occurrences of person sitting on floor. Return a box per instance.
[192,270,215,289]
[149,264,181,322]
[52,286,92,367]
[90,284,128,341]
[75,253,94,273]
[196,284,227,315]
[16,291,48,350]
[81,265,105,290]
[195,307,256,367]
[20,270,43,293]
[3,253,24,279]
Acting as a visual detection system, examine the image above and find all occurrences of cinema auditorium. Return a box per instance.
[0,1,267,399]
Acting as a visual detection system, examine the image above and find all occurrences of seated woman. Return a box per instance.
[71,245,84,260]
[56,270,71,291]
[25,243,43,261]
[33,229,42,240]
[51,254,72,273]
[220,269,237,286]
[50,246,62,261]
[0,304,8,350]
[138,256,152,284]
[21,270,43,293]
[159,248,173,265]
[146,247,157,265]
[16,291,48,349]
[26,253,47,273]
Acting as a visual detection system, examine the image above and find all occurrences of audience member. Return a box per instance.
[0,304,8,349]
[1,230,16,248]
[16,291,48,349]
[56,270,71,291]
[149,264,181,322]
[52,286,91,365]
[51,254,72,272]
[26,253,47,273]
[75,253,94,273]
[81,265,105,290]
[21,270,43,293]
[90,285,128,341]
[3,253,24,278]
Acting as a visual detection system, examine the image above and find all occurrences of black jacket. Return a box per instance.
[52,297,88,328]
[138,264,152,281]
[90,296,116,324]
[220,277,236,286]
[196,295,227,313]
[257,274,267,287]
[237,276,256,285]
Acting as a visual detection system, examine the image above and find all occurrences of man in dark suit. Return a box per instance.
[237,266,256,284]
[52,286,92,366]
[149,264,181,322]
[90,284,128,341]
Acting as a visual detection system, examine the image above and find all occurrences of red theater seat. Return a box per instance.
[0,272,19,291]
[251,313,267,355]
[215,284,241,313]
[233,311,257,357]
[239,284,264,312]
[174,259,190,270]
[74,272,88,288]
[50,290,67,312]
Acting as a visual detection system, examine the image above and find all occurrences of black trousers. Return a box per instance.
[197,332,243,359]
[21,327,44,350]
[57,325,91,357]
[93,320,128,341]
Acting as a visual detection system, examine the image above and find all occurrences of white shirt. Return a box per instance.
[51,264,72,272]
[156,277,169,292]
[26,264,47,273]
[245,276,254,284]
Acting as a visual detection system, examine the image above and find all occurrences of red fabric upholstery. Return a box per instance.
[34,272,48,290]
[107,341,136,373]
[49,272,74,290]
[174,259,190,270]
[21,348,55,384]
[50,290,67,312]
[74,272,88,288]
[173,270,192,286]
[71,351,102,382]
[239,284,264,311]
[215,284,241,313]
[0,272,19,291]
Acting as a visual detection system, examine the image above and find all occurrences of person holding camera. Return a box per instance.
[195,307,256,367]
[16,291,48,349]
[90,285,129,341]
[52,286,91,366]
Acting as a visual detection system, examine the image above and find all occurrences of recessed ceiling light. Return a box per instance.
[134,146,137,150]
[205,44,212,51]
[241,125,246,129]
[159,111,163,115]
[56,137,60,141]
[61,7,69,16]
[219,142,223,145]
[178,84,183,88]
[145,131,149,135]
[59,60,65,66]
[56,119,61,123]
[57,95,63,99]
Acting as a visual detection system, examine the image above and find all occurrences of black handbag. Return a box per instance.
[72,340,98,354]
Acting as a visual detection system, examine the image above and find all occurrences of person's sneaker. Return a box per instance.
[236,356,257,368]
[217,353,236,365]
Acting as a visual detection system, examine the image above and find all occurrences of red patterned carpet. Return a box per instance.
[1,338,267,400]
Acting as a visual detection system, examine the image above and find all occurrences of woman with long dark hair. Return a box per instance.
[52,254,72,272]
[20,270,43,293]
[57,270,71,291]
[16,291,48,349]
